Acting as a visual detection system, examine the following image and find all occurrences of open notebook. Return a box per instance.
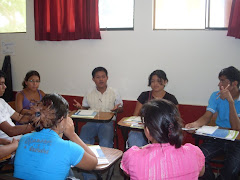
[71,110,97,119]
[195,126,239,141]
[88,145,109,165]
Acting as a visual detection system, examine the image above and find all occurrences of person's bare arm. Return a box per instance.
[185,111,213,129]
[11,112,31,124]
[0,138,11,145]
[0,139,18,159]
[199,166,205,177]
[63,117,97,170]
[73,99,88,110]
[0,121,33,137]
[111,103,123,113]
[218,85,240,130]
[228,100,240,130]
[15,92,31,115]
[133,101,143,116]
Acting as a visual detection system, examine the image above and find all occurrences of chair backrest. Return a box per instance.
[7,101,16,110]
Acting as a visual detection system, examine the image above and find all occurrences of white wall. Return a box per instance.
[0,0,239,105]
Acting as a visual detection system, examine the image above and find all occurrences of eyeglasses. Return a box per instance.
[28,80,40,83]
[0,82,6,86]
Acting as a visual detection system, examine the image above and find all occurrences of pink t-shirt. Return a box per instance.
[121,143,205,180]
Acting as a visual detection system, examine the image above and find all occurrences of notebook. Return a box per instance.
[195,126,239,141]
[88,145,109,165]
[71,110,97,119]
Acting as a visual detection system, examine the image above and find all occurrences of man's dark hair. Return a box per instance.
[0,70,6,79]
[140,99,183,148]
[92,67,108,78]
[219,66,240,88]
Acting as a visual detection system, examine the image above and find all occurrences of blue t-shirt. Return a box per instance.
[14,129,84,180]
[207,91,240,128]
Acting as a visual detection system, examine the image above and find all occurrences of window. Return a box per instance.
[0,0,26,33]
[154,0,232,30]
[99,0,134,30]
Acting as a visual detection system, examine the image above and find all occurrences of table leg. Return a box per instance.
[106,165,115,180]
[120,127,129,151]
[75,120,79,135]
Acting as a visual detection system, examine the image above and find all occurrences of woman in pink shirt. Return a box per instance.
[121,99,205,180]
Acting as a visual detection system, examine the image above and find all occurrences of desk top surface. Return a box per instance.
[118,117,144,130]
[95,147,123,170]
[69,110,114,121]
[193,127,240,141]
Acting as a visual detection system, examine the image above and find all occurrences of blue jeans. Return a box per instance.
[200,139,240,180]
[79,121,114,148]
[80,121,114,180]
[127,131,148,148]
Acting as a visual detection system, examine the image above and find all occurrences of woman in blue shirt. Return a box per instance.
[14,93,97,180]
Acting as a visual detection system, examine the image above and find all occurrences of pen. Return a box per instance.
[216,84,230,99]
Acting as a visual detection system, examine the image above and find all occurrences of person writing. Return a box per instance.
[14,93,97,179]
[15,70,45,115]
[121,99,205,180]
[185,66,240,179]
[128,70,178,147]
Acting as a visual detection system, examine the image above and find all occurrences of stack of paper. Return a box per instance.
[71,110,97,118]
[123,116,144,129]
[88,145,109,165]
[195,125,239,141]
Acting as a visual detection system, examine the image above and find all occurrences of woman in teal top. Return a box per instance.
[14,94,97,180]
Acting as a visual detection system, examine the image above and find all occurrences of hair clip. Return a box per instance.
[35,112,41,117]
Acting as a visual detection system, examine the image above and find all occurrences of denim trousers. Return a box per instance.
[200,139,240,180]
[79,121,114,148]
[127,130,148,148]
[79,121,114,180]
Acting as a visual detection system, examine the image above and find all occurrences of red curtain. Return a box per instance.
[34,0,101,41]
[227,0,240,39]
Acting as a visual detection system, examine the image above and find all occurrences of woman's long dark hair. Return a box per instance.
[141,99,183,148]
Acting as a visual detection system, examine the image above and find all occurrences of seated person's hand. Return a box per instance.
[73,99,82,109]
[184,122,199,133]
[185,123,196,129]
[11,138,19,149]
[111,103,121,112]
[217,85,233,102]
[63,117,75,138]
[0,138,11,145]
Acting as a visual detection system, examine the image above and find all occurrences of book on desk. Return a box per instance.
[195,125,239,141]
[88,145,109,165]
[123,116,144,129]
[71,110,97,119]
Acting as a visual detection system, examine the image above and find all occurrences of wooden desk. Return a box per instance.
[69,110,114,134]
[73,146,123,180]
[117,117,144,151]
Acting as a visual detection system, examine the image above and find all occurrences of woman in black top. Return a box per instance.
[128,70,178,148]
